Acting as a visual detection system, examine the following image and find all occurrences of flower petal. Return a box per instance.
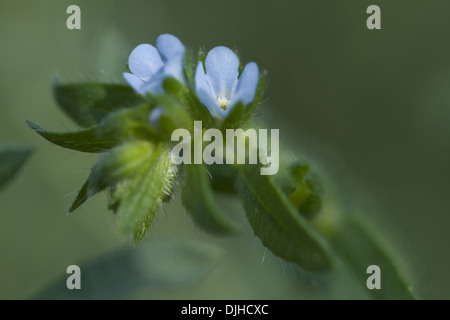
[204,46,239,100]
[138,54,186,95]
[228,62,259,109]
[149,106,165,128]
[128,44,164,81]
[195,62,222,117]
[137,74,164,95]
[156,34,185,61]
[123,72,145,94]
[160,53,186,85]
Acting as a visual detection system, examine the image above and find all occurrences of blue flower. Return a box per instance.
[195,46,259,118]
[149,106,165,129]
[124,34,185,95]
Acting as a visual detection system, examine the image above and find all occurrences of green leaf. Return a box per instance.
[69,141,156,213]
[236,163,336,272]
[88,141,156,196]
[96,104,157,143]
[33,240,222,299]
[182,164,237,235]
[107,180,131,213]
[27,121,116,153]
[0,146,32,190]
[69,180,89,213]
[53,83,144,127]
[331,216,417,299]
[114,144,177,241]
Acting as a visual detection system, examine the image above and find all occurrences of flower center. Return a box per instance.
[217,96,230,110]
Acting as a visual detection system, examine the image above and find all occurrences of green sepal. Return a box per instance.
[162,77,188,101]
[107,180,130,213]
[220,102,245,130]
[196,49,206,67]
[184,50,214,125]
[187,95,214,127]
[87,141,156,196]
[27,121,115,153]
[184,49,197,90]
[69,180,89,213]
[242,70,267,121]
[236,163,335,272]
[182,163,237,235]
[287,163,323,220]
[69,141,156,212]
[0,145,32,190]
[96,103,158,143]
[53,83,143,127]
[114,143,177,242]
[151,94,193,136]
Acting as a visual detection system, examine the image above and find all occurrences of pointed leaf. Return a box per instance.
[331,217,417,299]
[114,144,177,241]
[27,121,116,153]
[69,141,156,212]
[182,164,237,235]
[87,141,156,195]
[0,146,32,190]
[236,163,336,272]
[107,180,131,213]
[53,83,144,127]
[69,179,89,213]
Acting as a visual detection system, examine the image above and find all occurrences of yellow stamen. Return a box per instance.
[218,96,229,110]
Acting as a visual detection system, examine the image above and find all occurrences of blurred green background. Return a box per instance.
[0,0,449,299]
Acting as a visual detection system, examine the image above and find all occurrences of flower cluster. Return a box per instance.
[28,33,265,243]
[123,33,260,121]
